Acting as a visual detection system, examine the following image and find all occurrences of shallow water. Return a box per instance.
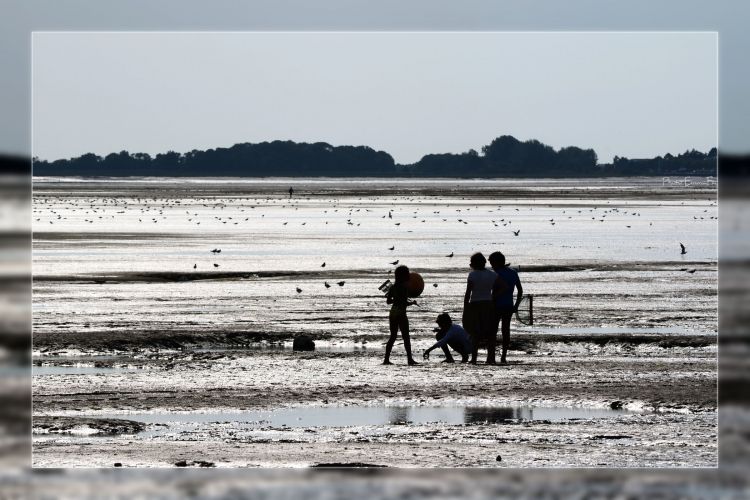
[91,404,635,429]
[33,365,139,376]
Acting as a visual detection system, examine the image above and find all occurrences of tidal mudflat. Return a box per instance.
[32,177,717,467]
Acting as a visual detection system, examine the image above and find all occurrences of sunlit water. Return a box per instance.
[32,177,718,345]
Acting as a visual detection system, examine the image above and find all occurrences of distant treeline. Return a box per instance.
[32,135,718,177]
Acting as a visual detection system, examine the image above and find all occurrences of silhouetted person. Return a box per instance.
[489,251,523,365]
[383,265,418,365]
[423,313,472,363]
[289,186,294,199]
[463,252,505,364]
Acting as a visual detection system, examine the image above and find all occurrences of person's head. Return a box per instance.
[436,312,452,329]
[470,252,486,270]
[489,251,506,269]
[394,265,410,283]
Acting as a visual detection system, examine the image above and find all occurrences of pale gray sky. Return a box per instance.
[32,32,716,164]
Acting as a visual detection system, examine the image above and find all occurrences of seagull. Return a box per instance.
[389,246,395,251]
[680,243,687,255]
[296,287,302,293]
[321,262,326,267]
[324,282,331,288]
[337,281,346,286]
[446,252,454,258]
[193,264,197,269]
[687,269,697,274]
[213,263,219,268]
[390,260,399,265]
[513,230,520,236]
[433,283,438,288]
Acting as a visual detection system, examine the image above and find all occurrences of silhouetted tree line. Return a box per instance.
[32,136,717,177]
[604,147,717,176]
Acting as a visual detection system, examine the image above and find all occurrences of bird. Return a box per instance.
[296,287,302,293]
[213,263,219,268]
[324,282,331,288]
[687,269,697,274]
[337,281,346,286]
[390,260,399,265]
[433,283,438,288]
[321,262,326,267]
[513,230,520,236]
[446,252,454,258]
[193,264,197,269]
[680,243,687,255]
[388,246,395,251]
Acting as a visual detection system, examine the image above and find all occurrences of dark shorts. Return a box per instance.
[496,305,514,320]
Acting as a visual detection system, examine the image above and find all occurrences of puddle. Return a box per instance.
[91,405,634,430]
[33,365,139,376]
[527,327,713,336]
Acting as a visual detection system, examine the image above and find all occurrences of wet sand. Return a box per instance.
[31,177,717,467]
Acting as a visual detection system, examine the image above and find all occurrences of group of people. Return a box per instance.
[383,251,523,366]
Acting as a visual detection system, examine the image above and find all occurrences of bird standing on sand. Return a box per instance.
[680,243,687,255]
[513,230,520,236]
[321,262,326,267]
[324,282,331,288]
[337,281,346,287]
[213,263,219,268]
[390,260,399,265]
[389,246,395,250]
[446,252,454,258]
[296,287,302,293]
[193,264,197,269]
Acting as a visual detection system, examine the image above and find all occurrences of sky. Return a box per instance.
[31,31,716,164]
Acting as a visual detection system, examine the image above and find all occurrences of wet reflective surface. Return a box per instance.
[89,404,634,428]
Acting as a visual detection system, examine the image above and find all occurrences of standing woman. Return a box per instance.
[463,253,504,364]
[383,265,419,365]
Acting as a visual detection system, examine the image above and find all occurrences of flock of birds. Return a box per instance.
[33,192,716,290]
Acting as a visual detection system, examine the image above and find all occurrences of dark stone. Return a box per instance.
[610,401,624,410]
[113,463,122,467]
[293,335,315,352]
[174,460,188,467]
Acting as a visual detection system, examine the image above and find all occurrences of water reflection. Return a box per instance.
[464,407,519,424]
[388,407,410,425]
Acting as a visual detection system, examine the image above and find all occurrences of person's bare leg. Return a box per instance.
[486,333,497,365]
[440,345,455,363]
[383,316,398,365]
[500,314,511,364]
[401,316,418,365]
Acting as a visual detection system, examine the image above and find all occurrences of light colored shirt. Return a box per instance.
[468,269,497,302]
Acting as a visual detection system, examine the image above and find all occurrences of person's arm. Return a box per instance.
[464,279,473,307]
[423,334,450,359]
[386,287,394,305]
[513,278,524,312]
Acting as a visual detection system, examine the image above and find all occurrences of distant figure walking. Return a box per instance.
[289,186,294,199]
[463,253,505,364]
[489,251,523,365]
[423,313,472,363]
[383,265,418,365]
